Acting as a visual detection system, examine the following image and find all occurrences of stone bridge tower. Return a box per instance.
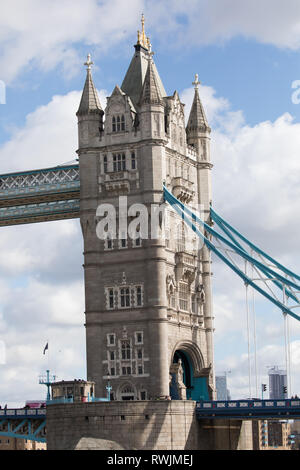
[77,18,215,402]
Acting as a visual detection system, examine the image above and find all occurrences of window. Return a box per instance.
[137,348,143,359]
[113,153,126,172]
[110,351,115,361]
[112,115,125,133]
[136,286,142,306]
[135,331,143,345]
[119,232,127,249]
[176,223,185,252]
[134,236,141,247]
[138,365,143,375]
[122,366,131,375]
[105,236,113,250]
[108,334,116,346]
[131,152,136,169]
[179,282,189,312]
[192,296,197,314]
[108,289,114,309]
[105,285,143,310]
[133,228,141,247]
[140,391,146,400]
[121,340,131,360]
[169,291,176,309]
[120,288,130,308]
[103,155,108,173]
[110,367,116,376]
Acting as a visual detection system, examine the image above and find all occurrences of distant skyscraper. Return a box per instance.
[216,375,230,400]
[268,367,287,399]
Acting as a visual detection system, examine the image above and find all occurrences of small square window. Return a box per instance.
[108,334,116,346]
[135,332,143,345]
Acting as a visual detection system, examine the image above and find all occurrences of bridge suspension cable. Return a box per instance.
[164,185,299,397]
[163,185,300,324]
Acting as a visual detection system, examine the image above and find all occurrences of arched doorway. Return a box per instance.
[119,383,135,401]
[170,345,209,401]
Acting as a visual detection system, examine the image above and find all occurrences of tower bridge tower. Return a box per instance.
[77,17,215,402]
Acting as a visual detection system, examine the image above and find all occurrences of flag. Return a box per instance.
[43,342,48,355]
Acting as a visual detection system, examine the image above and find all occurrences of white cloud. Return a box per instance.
[0,0,143,84]
[2,1,300,85]
[149,0,300,50]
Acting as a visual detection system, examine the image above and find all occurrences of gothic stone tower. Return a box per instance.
[77,20,215,402]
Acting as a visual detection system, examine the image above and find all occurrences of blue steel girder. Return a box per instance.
[0,164,80,226]
[0,409,47,442]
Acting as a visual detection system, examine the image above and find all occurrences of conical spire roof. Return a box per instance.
[139,57,164,106]
[187,75,210,131]
[77,54,103,116]
[121,15,166,108]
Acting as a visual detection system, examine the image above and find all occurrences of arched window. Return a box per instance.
[117,116,121,132]
[121,114,125,131]
[112,117,116,132]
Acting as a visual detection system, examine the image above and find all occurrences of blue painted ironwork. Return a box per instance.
[196,399,300,420]
[39,370,57,402]
[0,164,80,226]
[163,186,300,322]
[211,207,300,282]
[0,408,46,442]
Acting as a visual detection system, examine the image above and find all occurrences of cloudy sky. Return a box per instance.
[1,0,300,406]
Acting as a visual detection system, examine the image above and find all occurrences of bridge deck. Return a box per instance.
[196,399,300,419]
[0,164,80,226]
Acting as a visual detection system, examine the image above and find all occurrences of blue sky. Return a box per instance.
[1,0,300,405]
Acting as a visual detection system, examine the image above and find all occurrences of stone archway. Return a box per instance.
[170,341,209,401]
[117,382,136,401]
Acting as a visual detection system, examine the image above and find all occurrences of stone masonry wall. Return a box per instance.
[46,401,252,450]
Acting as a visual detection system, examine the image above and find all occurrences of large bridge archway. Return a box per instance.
[170,341,209,401]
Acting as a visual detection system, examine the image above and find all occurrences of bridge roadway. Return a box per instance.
[196,398,300,420]
[0,164,80,226]
[1,399,300,443]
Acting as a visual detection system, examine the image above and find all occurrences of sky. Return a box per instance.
[1,0,300,406]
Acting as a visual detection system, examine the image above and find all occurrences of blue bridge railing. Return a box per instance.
[196,399,300,419]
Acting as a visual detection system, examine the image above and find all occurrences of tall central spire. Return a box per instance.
[137,13,150,50]
[121,15,166,108]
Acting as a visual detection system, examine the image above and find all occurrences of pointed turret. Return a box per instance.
[121,15,166,108]
[77,54,103,116]
[77,54,104,148]
[186,74,211,159]
[139,54,164,106]
[187,74,210,133]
